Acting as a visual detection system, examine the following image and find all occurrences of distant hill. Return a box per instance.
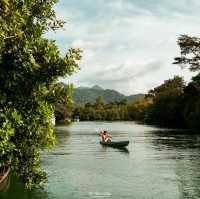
[91,85,104,90]
[71,84,145,105]
[127,94,145,102]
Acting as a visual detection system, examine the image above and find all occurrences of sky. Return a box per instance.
[46,0,200,95]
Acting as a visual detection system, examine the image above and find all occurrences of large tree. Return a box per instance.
[0,0,81,189]
[183,74,200,129]
[145,76,185,127]
[174,34,200,129]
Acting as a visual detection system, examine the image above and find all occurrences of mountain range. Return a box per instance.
[72,85,144,105]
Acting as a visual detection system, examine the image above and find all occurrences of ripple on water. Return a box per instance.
[1,122,200,199]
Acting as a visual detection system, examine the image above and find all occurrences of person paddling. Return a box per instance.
[100,131,112,143]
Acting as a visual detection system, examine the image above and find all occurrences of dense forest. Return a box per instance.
[63,72,199,130]
[72,97,130,121]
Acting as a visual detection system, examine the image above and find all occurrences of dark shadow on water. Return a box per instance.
[100,145,130,154]
[146,130,200,150]
[0,174,49,199]
[146,129,200,198]
[55,129,71,145]
[46,152,72,156]
[115,147,130,154]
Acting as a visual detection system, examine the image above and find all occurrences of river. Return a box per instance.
[1,121,200,199]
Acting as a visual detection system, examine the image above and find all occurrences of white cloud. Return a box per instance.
[47,0,200,95]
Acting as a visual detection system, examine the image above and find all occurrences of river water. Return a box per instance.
[1,121,200,199]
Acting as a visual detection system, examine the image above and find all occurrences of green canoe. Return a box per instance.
[100,140,129,148]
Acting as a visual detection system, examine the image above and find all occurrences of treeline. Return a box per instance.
[70,73,199,130]
[131,75,200,129]
[72,97,130,121]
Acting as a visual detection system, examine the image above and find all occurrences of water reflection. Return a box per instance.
[147,130,200,199]
[100,145,130,154]
[147,130,200,150]
[116,147,130,154]
[0,175,49,199]
[55,128,71,144]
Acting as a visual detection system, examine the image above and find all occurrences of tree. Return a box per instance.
[147,76,185,98]
[128,97,152,121]
[118,98,128,106]
[55,84,74,122]
[0,0,81,189]
[182,74,200,129]
[174,35,200,72]
[145,76,185,127]
[174,34,200,129]
[94,96,104,110]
